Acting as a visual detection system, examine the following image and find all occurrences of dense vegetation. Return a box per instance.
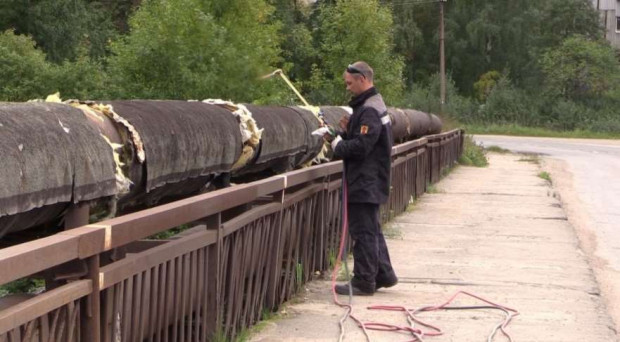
[1,0,619,133]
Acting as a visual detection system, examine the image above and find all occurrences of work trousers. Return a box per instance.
[348,202,396,292]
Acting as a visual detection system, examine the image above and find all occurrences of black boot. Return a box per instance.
[335,282,374,296]
[376,274,398,290]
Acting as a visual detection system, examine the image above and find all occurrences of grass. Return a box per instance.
[328,250,336,269]
[147,223,191,240]
[465,123,620,139]
[0,278,45,297]
[213,307,285,342]
[517,154,541,164]
[336,254,353,281]
[426,183,442,194]
[382,222,403,240]
[295,263,303,292]
[212,328,228,342]
[459,135,489,167]
[538,171,552,183]
[440,165,455,179]
[405,197,418,212]
[485,145,510,154]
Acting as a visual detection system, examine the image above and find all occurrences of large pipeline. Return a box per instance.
[0,100,442,239]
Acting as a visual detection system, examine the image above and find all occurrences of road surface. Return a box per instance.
[475,135,620,335]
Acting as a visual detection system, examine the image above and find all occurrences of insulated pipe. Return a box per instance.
[403,109,433,138]
[430,113,443,134]
[103,100,243,213]
[321,106,442,140]
[0,102,117,236]
[0,100,442,239]
[387,107,410,143]
[232,105,322,178]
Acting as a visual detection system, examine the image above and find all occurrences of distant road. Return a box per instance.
[474,134,620,332]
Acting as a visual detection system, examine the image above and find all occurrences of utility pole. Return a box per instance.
[439,0,446,111]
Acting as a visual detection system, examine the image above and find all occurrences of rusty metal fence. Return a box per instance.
[0,129,464,342]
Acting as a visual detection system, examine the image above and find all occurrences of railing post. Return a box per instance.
[205,213,222,340]
[266,188,286,310]
[62,203,101,342]
[82,255,101,342]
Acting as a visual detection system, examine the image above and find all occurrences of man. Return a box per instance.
[329,61,398,296]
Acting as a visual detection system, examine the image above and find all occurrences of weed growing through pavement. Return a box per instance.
[538,171,552,184]
[485,145,510,154]
[517,154,541,164]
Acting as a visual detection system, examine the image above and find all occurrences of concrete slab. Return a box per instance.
[250,153,617,342]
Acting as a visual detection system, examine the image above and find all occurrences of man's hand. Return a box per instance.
[339,115,349,132]
[331,136,342,150]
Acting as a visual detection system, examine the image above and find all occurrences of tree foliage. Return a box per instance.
[0,0,618,133]
[540,36,620,100]
[473,70,501,102]
[107,0,282,101]
[0,30,52,101]
[0,0,115,63]
[307,0,404,104]
[0,30,108,101]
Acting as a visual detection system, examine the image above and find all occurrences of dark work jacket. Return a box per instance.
[334,87,393,204]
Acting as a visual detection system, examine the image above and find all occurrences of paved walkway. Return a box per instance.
[250,153,617,341]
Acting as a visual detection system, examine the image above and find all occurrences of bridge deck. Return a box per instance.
[250,153,617,342]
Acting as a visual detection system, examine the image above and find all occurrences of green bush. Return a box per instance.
[589,116,620,134]
[473,70,501,102]
[0,278,45,297]
[540,35,620,101]
[401,73,478,124]
[50,52,109,100]
[107,0,283,102]
[480,76,539,126]
[546,99,590,131]
[459,135,488,167]
[0,30,53,101]
[307,0,404,105]
[0,30,108,101]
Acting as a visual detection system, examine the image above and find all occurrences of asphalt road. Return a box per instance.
[474,135,620,334]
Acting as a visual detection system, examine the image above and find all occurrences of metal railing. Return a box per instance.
[0,129,464,342]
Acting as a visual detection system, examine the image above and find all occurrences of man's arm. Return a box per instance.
[333,108,381,160]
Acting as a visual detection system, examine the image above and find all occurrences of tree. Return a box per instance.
[473,70,501,102]
[107,0,283,101]
[269,0,318,83]
[308,0,404,104]
[538,0,603,47]
[387,0,423,87]
[443,0,542,94]
[0,30,109,101]
[0,0,115,63]
[430,0,601,94]
[540,36,620,100]
[0,30,53,101]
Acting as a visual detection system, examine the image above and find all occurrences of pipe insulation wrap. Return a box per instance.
[104,100,242,192]
[0,102,117,216]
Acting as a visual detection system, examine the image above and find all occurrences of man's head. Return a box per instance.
[344,61,374,96]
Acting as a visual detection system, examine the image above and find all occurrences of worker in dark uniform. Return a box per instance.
[329,61,398,296]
